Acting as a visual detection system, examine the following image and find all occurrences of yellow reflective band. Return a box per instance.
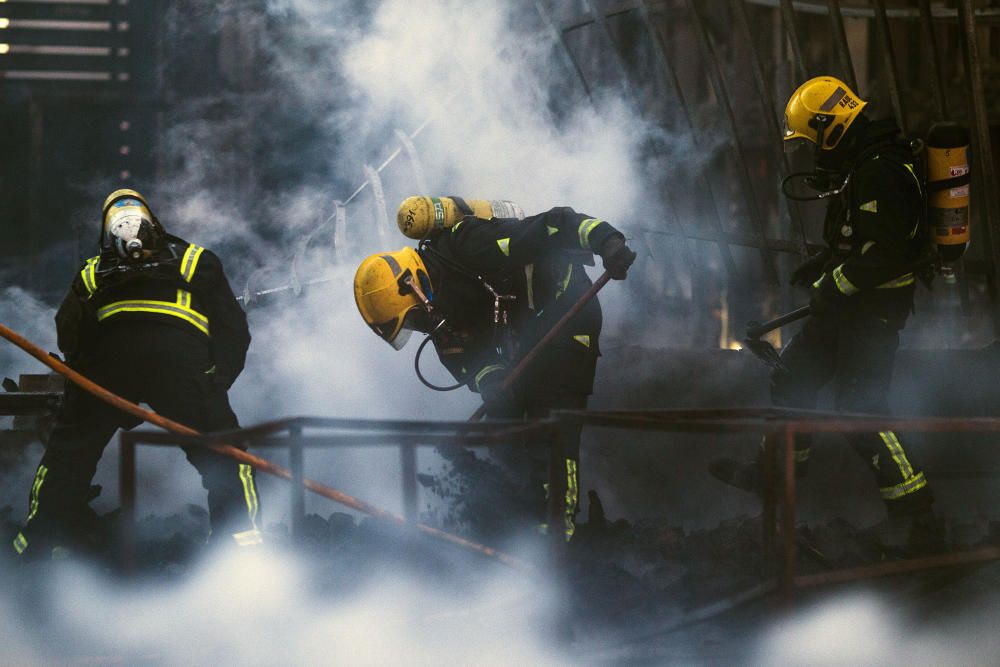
[180,244,205,283]
[862,241,876,255]
[565,458,578,542]
[546,225,558,236]
[794,449,810,463]
[573,334,591,348]
[879,431,914,480]
[812,274,827,290]
[26,464,48,522]
[80,256,100,297]
[239,464,260,529]
[451,219,464,233]
[474,364,505,392]
[859,200,878,213]
[904,162,922,194]
[555,264,573,300]
[97,289,210,336]
[876,273,914,289]
[12,532,27,555]
[497,237,510,256]
[577,218,603,249]
[832,265,859,295]
[880,471,927,500]
[232,529,264,547]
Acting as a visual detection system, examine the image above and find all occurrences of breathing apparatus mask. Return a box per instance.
[781,113,852,202]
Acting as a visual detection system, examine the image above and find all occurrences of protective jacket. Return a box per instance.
[55,234,250,386]
[815,118,924,324]
[419,207,623,399]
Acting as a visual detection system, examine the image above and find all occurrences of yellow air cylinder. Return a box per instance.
[926,123,971,263]
[396,195,524,239]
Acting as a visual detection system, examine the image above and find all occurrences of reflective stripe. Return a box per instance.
[239,464,260,529]
[862,241,876,255]
[794,449,810,463]
[80,256,100,297]
[876,273,914,289]
[180,244,205,283]
[577,218,603,249]
[546,225,558,236]
[26,464,48,522]
[903,162,922,195]
[474,364,505,392]
[451,219,464,234]
[497,237,510,256]
[554,264,573,300]
[97,288,210,336]
[812,274,826,290]
[832,265,858,296]
[232,529,264,547]
[880,471,927,500]
[564,458,578,542]
[12,532,27,555]
[879,431,914,480]
[573,334,591,348]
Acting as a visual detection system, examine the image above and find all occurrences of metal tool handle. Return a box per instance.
[745,305,811,340]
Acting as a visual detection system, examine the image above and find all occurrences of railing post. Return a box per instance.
[400,442,418,524]
[547,422,567,562]
[781,424,798,606]
[761,431,778,560]
[118,432,136,576]
[288,428,305,542]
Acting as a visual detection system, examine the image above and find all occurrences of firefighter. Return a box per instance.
[354,199,636,540]
[11,189,260,559]
[711,77,940,551]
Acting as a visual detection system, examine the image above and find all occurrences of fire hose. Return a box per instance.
[0,322,530,572]
[469,271,612,421]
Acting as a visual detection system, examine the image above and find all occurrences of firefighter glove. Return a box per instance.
[790,249,831,287]
[599,235,636,280]
[807,278,845,318]
[478,370,517,418]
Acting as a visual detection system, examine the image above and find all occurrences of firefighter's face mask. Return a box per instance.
[106,199,157,262]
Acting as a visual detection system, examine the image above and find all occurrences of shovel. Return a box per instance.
[742,305,811,370]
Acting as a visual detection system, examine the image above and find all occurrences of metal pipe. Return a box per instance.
[779,0,809,80]
[732,0,809,248]
[401,442,418,523]
[532,0,593,101]
[581,0,635,97]
[871,0,907,136]
[781,425,797,605]
[958,0,1000,334]
[635,0,741,276]
[289,430,305,542]
[826,0,857,91]
[688,0,779,284]
[743,0,1000,22]
[795,546,1000,588]
[917,0,949,120]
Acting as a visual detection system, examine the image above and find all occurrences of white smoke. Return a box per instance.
[0,546,568,665]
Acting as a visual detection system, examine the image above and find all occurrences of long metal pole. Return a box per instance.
[636,0,740,278]
[688,0,779,284]
[872,0,908,136]
[0,323,531,572]
[917,0,949,120]
[781,424,797,606]
[826,0,858,91]
[779,0,809,81]
[958,0,1000,333]
[732,0,808,250]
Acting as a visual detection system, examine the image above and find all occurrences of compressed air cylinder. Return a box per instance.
[396,195,525,239]
[926,123,971,263]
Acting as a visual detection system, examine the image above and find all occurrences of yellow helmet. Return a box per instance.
[101,188,160,248]
[396,195,524,239]
[783,76,867,152]
[354,247,432,349]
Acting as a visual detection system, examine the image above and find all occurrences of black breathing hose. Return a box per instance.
[414,334,468,391]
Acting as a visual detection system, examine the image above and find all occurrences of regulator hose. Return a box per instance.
[780,171,850,202]
[414,334,467,391]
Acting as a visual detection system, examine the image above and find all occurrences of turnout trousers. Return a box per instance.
[13,323,261,558]
[771,309,931,515]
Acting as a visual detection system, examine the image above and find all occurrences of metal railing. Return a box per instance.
[119,407,1000,607]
